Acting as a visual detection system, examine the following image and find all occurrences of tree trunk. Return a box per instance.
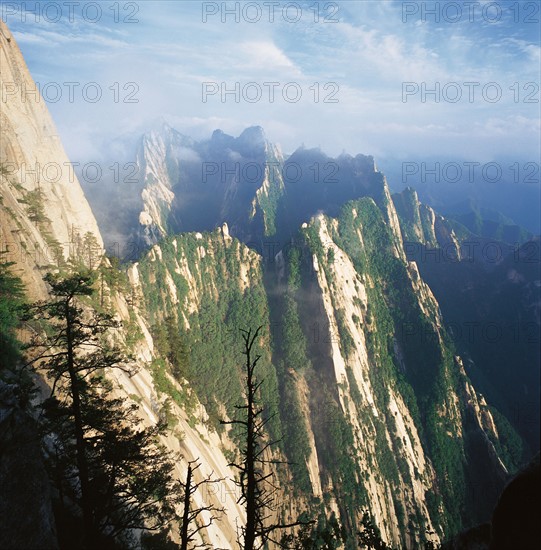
[100,270,104,308]
[244,345,256,550]
[66,299,93,547]
[180,463,193,550]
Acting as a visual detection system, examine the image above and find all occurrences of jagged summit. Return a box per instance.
[142,125,269,156]
[209,128,236,148]
[208,126,268,155]
[142,122,196,149]
[235,125,267,153]
[97,123,387,252]
[107,124,285,248]
[239,125,266,140]
[287,145,330,163]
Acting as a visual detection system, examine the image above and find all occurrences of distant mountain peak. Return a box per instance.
[211,128,226,139]
[234,126,268,156]
[142,122,195,151]
[145,116,171,135]
[209,129,235,149]
[238,125,266,142]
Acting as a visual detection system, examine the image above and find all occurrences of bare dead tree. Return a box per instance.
[221,327,310,550]
[179,459,225,550]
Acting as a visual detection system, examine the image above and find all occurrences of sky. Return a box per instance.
[2,0,540,166]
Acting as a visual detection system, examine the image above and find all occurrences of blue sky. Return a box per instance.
[2,0,540,165]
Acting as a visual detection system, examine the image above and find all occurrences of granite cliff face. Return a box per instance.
[0,22,245,549]
[0,21,102,297]
[393,187,540,454]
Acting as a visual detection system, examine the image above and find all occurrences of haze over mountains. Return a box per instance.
[82,123,540,256]
[379,158,541,235]
[81,117,540,542]
[84,120,540,449]
[1,16,540,550]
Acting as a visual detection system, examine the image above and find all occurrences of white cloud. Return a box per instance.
[333,23,449,83]
[175,147,201,163]
[11,31,48,44]
[7,0,539,166]
[238,40,297,70]
[502,38,541,63]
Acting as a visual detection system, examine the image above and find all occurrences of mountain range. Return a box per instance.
[1,20,539,549]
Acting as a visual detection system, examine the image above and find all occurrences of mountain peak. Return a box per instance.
[234,126,267,156]
[238,125,266,142]
[211,129,225,139]
[209,129,235,149]
[145,117,171,136]
[143,121,195,150]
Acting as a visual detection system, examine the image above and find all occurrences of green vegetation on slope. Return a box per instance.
[299,198,475,539]
[0,256,26,372]
[255,149,284,237]
[137,230,281,438]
